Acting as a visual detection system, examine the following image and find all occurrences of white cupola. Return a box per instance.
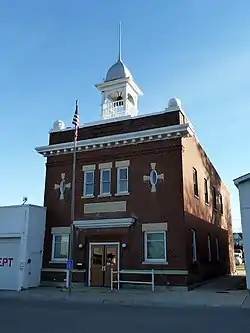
[95,24,143,120]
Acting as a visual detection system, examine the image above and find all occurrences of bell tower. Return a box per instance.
[95,24,143,120]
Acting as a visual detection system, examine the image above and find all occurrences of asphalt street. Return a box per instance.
[1,298,250,333]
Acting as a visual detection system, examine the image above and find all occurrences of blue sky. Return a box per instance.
[1,0,249,231]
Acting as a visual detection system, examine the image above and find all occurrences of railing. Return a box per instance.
[111,268,155,292]
[101,99,138,120]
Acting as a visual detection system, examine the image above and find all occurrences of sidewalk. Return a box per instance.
[0,284,249,309]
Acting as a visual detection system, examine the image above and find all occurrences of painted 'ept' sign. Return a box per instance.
[0,258,14,267]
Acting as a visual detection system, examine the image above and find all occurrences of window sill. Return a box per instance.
[115,192,130,197]
[194,195,199,200]
[98,193,111,198]
[205,202,209,206]
[49,260,67,264]
[81,195,94,199]
[142,261,168,265]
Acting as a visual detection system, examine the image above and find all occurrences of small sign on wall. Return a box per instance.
[0,258,13,267]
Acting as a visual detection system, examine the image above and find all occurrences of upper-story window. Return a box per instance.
[219,194,223,214]
[204,178,209,204]
[83,170,94,197]
[100,169,111,195]
[193,168,199,197]
[99,162,112,196]
[82,165,95,197]
[117,167,128,194]
[115,160,130,195]
[212,186,217,210]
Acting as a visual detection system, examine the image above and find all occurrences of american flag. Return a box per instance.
[72,100,79,141]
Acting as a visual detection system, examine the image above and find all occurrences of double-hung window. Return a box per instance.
[51,233,69,262]
[212,186,217,210]
[204,178,209,204]
[117,167,128,194]
[216,237,220,261]
[144,231,167,263]
[191,229,197,262]
[100,169,111,195]
[193,168,199,197]
[83,170,94,197]
[208,234,212,262]
[82,165,95,197]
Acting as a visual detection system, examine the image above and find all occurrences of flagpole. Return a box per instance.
[67,100,79,294]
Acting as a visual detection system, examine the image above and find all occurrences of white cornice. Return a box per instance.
[73,217,135,229]
[35,123,194,157]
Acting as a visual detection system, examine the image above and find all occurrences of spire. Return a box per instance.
[118,21,122,61]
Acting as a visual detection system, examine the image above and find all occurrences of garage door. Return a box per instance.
[0,237,20,291]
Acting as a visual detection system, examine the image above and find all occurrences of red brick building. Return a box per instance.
[36,55,235,289]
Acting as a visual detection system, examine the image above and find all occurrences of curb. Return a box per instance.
[0,293,246,309]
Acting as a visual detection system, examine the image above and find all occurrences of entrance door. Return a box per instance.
[90,244,118,287]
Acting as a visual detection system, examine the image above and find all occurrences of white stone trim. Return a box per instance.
[73,217,135,229]
[35,123,194,157]
[142,223,168,232]
[115,160,130,167]
[98,162,112,169]
[82,164,96,171]
[84,201,126,214]
[51,227,70,235]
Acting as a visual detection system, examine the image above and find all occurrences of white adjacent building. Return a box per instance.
[234,173,250,289]
[0,204,46,291]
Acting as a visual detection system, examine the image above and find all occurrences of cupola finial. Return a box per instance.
[118,21,122,61]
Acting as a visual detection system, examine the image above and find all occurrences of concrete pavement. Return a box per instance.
[0,285,249,309]
[1,298,250,333]
[0,274,249,309]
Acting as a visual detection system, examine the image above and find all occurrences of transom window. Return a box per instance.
[117,167,128,194]
[83,170,94,197]
[52,234,69,262]
[144,231,167,262]
[100,169,111,195]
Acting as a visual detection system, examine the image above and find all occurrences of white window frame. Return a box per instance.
[51,234,69,263]
[216,237,220,260]
[144,230,167,263]
[191,229,197,262]
[116,166,129,194]
[208,234,212,262]
[83,170,95,197]
[100,168,111,196]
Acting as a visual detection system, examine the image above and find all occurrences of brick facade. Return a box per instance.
[38,109,235,288]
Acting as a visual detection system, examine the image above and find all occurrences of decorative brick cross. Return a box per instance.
[143,163,164,192]
[54,173,71,200]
